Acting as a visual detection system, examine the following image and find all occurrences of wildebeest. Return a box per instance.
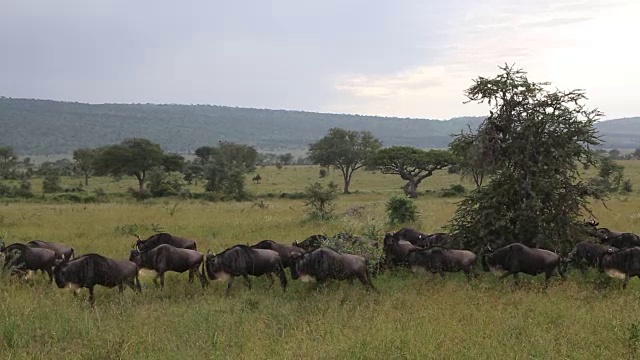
[415,233,451,248]
[391,227,428,246]
[407,247,477,280]
[250,240,305,268]
[564,241,617,275]
[292,234,326,252]
[134,233,198,252]
[290,248,376,291]
[129,244,207,289]
[202,245,287,296]
[27,240,74,261]
[596,229,640,249]
[54,254,141,305]
[601,247,640,288]
[480,243,565,285]
[1,243,56,282]
[382,233,421,267]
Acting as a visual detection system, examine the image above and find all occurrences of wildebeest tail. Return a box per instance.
[364,258,376,291]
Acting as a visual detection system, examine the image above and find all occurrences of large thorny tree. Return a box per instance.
[447,65,602,254]
[308,128,382,194]
[372,146,454,197]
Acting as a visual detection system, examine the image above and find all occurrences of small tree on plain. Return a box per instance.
[386,195,419,225]
[304,181,339,220]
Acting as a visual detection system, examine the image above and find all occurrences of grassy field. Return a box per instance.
[2,162,640,359]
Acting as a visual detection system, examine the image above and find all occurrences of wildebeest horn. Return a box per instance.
[135,245,140,252]
[293,240,298,246]
[133,234,142,241]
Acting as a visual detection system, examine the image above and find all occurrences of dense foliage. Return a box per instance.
[448,65,602,253]
[385,195,419,224]
[303,181,339,220]
[199,142,258,200]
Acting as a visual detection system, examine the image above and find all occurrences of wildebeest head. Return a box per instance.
[53,257,72,289]
[293,234,326,252]
[479,245,494,272]
[129,247,143,266]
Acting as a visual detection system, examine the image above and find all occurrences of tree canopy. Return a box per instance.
[199,142,258,200]
[0,146,17,179]
[72,148,97,185]
[448,65,602,253]
[95,138,184,191]
[372,146,454,197]
[308,128,382,194]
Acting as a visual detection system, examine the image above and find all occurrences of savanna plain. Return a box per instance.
[2,163,640,359]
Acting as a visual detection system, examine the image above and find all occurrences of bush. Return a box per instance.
[0,183,12,197]
[147,167,184,197]
[441,184,467,197]
[319,168,328,178]
[447,165,460,174]
[386,195,419,224]
[275,162,283,170]
[93,187,107,198]
[304,181,339,221]
[622,179,633,193]
[127,187,152,201]
[42,173,62,193]
[14,180,34,198]
[178,188,193,199]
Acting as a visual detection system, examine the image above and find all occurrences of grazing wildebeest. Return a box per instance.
[1,243,56,282]
[391,228,428,246]
[290,248,376,291]
[407,247,477,280]
[129,244,207,289]
[382,233,421,267]
[202,245,287,296]
[596,229,640,249]
[27,240,74,261]
[250,240,305,268]
[564,241,617,275]
[292,234,326,252]
[415,233,451,248]
[480,243,565,285]
[601,247,640,288]
[134,233,198,251]
[54,254,141,306]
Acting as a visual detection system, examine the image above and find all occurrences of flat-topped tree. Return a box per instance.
[373,146,454,198]
[72,148,97,186]
[95,138,185,192]
[308,128,382,194]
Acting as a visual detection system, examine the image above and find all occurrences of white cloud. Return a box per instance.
[330,0,640,120]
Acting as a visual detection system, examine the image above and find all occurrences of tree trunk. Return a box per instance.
[84,172,89,186]
[402,180,419,198]
[135,172,145,192]
[343,173,351,194]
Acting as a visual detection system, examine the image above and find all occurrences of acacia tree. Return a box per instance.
[449,127,493,189]
[372,146,454,197]
[72,148,97,185]
[308,128,382,194]
[448,65,602,253]
[95,138,184,192]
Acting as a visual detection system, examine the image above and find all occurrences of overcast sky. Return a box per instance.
[1,0,638,119]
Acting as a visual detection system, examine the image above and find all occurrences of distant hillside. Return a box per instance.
[0,97,637,155]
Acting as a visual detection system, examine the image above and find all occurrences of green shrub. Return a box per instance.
[304,181,338,221]
[42,173,62,193]
[386,195,418,224]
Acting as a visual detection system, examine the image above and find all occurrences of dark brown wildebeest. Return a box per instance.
[202,245,287,296]
[601,247,640,288]
[134,233,198,252]
[289,248,376,291]
[583,220,640,249]
[564,241,617,275]
[250,240,305,268]
[27,240,74,261]
[391,227,428,246]
[480,243,565,285]
[292,234,326,252]
[382,233,421,267]
[1,243,57,282]
[54,254,141,306]
[407,247,477,280]
[415,233,451,248]
[129,244,207,289]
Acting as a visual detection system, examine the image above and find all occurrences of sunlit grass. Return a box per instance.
[1,160,640,358]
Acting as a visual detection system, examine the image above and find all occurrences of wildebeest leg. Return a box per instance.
[118,283,124,293]
[159,272,165,289]
[152,274,160,288]
[265,273,274,288]
[243,274,252,290]
[225,277,235,297]
[46,268,53,283]
[135,275,142,292]
[188,268,195,283]
[197,270,208,289]
[439,270,446,279]
[623,273,630,289]
[88,286,95,307]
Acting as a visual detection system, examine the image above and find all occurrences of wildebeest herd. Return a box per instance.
[1,219,640,306]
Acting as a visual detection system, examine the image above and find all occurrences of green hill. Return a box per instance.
[0,97,637,155]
